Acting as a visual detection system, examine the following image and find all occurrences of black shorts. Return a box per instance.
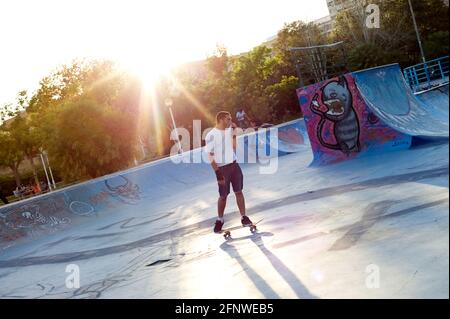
[217,162,243,197]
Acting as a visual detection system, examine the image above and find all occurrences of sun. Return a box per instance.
[118,51,175,90]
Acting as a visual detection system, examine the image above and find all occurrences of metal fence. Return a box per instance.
[403,56,449,92]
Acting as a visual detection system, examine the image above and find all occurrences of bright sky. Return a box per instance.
[0,0,329,105]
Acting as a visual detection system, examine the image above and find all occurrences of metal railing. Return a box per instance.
[403,56,449,92]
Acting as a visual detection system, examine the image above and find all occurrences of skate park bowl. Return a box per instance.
[0,119,311,250]
[0,64,448,299]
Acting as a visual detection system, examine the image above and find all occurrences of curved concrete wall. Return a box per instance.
[0,119,310,249]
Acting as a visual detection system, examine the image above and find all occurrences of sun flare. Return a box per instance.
[117,50,177,90]
[124,59,169,90]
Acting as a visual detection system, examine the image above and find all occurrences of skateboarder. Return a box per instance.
[236,108,249,129]
[205,111,253,233]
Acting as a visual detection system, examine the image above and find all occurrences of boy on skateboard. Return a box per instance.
[205,111,253,233]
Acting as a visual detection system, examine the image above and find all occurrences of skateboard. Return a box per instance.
[219,218,263,240]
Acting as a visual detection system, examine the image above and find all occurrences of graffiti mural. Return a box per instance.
[310,76,361,155]
[3,206,67,230]
[297,73,411,165]
[104,176,141,205]
[0,203,71,242]
[0,175,144,248]
[0,155,146,251]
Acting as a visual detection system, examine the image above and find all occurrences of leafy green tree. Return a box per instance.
[25,59,142,181]
[8,116,41,188]
[265,75,301,121]
[411,0,449,41]
[0,130,23,187]
[332,0,449,68]
[227,46,279,122]
[51,98,138,181]
[0,91,29,123]
[348,43,402,70]
[0,103,15,123]
[206,45,229,78]
[273,21,326,76]
[423,31,449,59]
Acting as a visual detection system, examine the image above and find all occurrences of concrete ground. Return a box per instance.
[0,140,448,299]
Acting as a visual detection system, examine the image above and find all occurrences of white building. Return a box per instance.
[312,0,355,35]
[313,15,333,35]
[326,0,356,19]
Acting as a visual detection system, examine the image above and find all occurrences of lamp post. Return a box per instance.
[408,0,426,63]
[138,136,146,159]
[44,150,56,189]
[39,148,52,191]
[164,97,183,154]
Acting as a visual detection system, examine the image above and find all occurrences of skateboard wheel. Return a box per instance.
[250,226,257,233]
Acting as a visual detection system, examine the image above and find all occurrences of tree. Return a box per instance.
[273,21,327,73]
[410,0,449,41]
[272,21,333,90]
[423,31,449,60]
[8,116,41,189]
[0,130,23,187]
[265,75,301,120]
[0,90,29,123]
[348,43,401,70]
[206,45,229,78]
[332,0,449,68]
[0,103,15,123]
[227,46,282,122]
[51,98,138,181]
[25,59,142,181]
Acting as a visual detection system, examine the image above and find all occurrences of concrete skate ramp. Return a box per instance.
[297,63,448,165]
[244,119,311,160]
[353,64,449,138]
[0,154,211,249]
[0,139,447,298]
[0,116,448,298]
[0,119,309,249]
[415,83,449,121]
[297,71,413,166]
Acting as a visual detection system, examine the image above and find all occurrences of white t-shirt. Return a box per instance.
[205,127,236,167]
[236,110,246,121]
